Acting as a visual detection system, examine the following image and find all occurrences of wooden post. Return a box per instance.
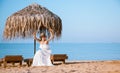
[34,39,36,55]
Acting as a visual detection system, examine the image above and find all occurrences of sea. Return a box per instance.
[0,43,120,61]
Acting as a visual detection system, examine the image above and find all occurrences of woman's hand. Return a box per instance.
[33,32,36,38]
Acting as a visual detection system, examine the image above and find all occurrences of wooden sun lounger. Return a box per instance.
[3,55,23,68]
[50,54,68,64]
[0,58,3,66]
[24,58,33,67]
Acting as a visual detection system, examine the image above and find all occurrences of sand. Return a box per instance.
[0,60,120,73]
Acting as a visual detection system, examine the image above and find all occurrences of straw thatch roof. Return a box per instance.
[3,3,62,39]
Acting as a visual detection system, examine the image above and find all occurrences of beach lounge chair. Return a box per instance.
[50,54,68,64]
[3,55,23,68]
[24,58,33,67]
[0,58,3,66]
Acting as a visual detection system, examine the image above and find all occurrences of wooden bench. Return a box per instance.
[50,54,68,64]
[24,58,33,67]
[0,58,3,66]
[3,55,23,68]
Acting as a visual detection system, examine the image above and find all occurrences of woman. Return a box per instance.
[32,30,54,66]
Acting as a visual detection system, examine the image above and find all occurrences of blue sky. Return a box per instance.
[0,0,120,43]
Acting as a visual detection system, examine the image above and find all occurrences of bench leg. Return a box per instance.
[20,61,22,67]
[12,62,15,66]
[28,61,30,67]
[26,61,32,67]
[30,61,32,67]
[26,62,29,67]
[4,61,7,68]
[51,60,54,64]
[62,60,65,64]
[0,63,1,66]
[26,61,30,67]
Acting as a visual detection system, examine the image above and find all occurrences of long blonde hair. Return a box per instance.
[39,32,46,41]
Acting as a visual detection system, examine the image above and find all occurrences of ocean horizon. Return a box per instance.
[0,43,120,61]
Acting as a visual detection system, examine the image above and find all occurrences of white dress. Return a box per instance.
[32,44,53,66]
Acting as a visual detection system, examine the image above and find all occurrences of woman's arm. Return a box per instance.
[33,32,40,42]
[47,29,54,42]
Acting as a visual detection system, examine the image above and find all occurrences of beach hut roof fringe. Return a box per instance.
[3,3,62,39]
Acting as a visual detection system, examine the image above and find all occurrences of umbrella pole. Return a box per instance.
[34,39,36,55]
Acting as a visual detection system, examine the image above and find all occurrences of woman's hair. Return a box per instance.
[40,32,46,38]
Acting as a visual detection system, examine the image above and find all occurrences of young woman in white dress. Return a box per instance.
[32,30,54,66]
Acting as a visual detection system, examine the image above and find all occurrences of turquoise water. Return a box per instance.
[0,43,120,60]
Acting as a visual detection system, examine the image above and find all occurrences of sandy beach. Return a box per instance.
[0,60,120,73]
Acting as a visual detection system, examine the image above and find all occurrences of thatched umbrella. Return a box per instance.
[3,3,62,54]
